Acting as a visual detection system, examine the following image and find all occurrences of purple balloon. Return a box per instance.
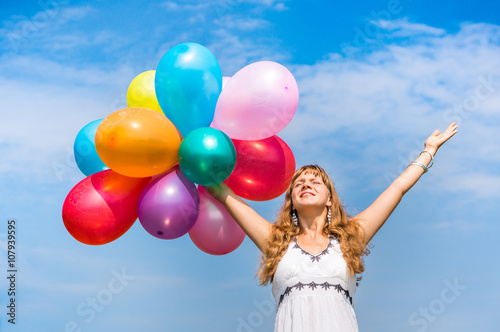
[138,166,200,239]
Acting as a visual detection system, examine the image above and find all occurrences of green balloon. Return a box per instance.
[178,127,237,186]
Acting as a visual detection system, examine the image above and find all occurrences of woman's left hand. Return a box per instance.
[424,122,458,155]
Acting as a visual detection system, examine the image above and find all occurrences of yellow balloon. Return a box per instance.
[95,107,182,177]
[126,70,163,114]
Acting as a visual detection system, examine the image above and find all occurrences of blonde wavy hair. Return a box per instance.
[257,165,371,286]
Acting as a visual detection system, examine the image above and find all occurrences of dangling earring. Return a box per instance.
[292,209,299,227]
[327,207,331,225]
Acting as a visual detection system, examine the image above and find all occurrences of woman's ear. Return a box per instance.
[326,196,333,207]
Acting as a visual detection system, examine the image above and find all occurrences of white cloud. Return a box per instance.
[0,55,134,87]
[430,219,485,233]
[0,245,188,295]
[282,20,500,200]
[0,5,95,52]
[378,17,446,36]
[152,4,286,74]
[0,66,132,183]
[443,173,500,198]
[162,0,289,21]
[58,6,95,21]
[274,2,289,11]
[242,0,289,8]
[216,17,270,31]
[0,3,288,185]
[161,1,210,11]
[2,16,500,204]
[207,27,289,75]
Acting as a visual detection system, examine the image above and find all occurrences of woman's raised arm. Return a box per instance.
[354,122,459,247]
[204,183,273,252]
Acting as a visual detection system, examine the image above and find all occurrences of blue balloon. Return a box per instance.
[74,119,109,176]
[155,42,222,137]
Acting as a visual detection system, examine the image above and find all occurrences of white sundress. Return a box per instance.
[272,235,359,332]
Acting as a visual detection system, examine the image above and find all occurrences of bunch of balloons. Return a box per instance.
[63,42,299,255]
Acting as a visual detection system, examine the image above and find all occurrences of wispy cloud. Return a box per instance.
[2,16,500,204]
[0,245,188,295]
[0,55,134,86]
[378,17,446,36]
[217,17,271,30]
[0,2,289,185]
[280,20,500,199]
[430,218,485,233]
[242,0,289,9]
[161,1,210,11]
[444,173,500,198]
[207,27,289,75]
[0,5,96,53]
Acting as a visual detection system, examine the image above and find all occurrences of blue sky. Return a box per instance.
[1,0,499,331]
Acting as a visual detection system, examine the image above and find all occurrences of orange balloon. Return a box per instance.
[95,107,182,177]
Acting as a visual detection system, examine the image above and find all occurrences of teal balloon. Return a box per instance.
[155,42,222,137]
[178,128,236,186]
[74,119,109,176]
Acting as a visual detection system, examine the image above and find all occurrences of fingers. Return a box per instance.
[445,122,458,137]
[437,123,458,144]
[438,122,458,137]
[445,122,458,133]
[425,122,458,152]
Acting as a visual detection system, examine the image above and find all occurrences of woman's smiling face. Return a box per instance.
[291,171,332,210]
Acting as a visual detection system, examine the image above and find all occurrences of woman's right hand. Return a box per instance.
[203,182,234,205]
[202,182,272,252]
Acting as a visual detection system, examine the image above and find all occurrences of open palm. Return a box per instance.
[425,122,458,153]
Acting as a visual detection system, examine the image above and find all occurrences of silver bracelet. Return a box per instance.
[408,160,428,173]
[419,150,434,168]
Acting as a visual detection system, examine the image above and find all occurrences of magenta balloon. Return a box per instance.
[138,166,200,239]
[212,61,299,140]
[189,186,245,255]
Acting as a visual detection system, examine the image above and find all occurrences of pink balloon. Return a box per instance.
[212,61,299,140]
[189,186,245,255]
[222,76,231,89]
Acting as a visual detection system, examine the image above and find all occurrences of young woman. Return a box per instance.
[206,122,458,331]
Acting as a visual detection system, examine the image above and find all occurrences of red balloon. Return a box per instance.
[62,170,151,245]
[189,186,245,255]
[224,135,295,201]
